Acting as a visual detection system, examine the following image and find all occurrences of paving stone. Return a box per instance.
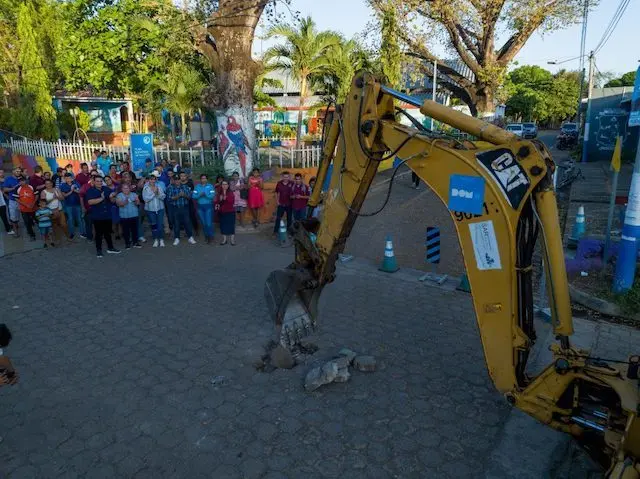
[353,355,377,372]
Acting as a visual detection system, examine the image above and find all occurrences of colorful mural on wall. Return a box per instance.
[1,147,83,176]
[217,106,255,178]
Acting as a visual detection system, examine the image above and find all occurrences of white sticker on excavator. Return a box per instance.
[468,220,502,270]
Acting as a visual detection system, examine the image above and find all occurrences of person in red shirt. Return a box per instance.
[273,171,293,236]
[16,176,37,240]
[75,163,91,186]
[216,180,236,245]
[291,173,311,221]
[29,166,46,194]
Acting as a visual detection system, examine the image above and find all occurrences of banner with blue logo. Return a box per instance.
[629,66,640,127]
[130,133,154,172]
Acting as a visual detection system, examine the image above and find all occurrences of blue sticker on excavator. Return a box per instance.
[448,174,485,214]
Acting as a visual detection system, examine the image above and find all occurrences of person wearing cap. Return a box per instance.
[143,172,166,247]
[16,176,37,241]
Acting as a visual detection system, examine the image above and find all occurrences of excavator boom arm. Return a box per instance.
[264,74,640,475]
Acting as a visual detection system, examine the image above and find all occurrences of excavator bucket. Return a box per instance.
[264,269,322,350]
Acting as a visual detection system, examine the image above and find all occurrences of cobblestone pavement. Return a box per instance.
[1,234,512,478]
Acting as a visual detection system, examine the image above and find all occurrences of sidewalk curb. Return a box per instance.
[569,284,640,323]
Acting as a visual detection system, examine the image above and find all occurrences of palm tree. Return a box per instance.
[264,16,340,149]
[319,38,372,103]
[147,63,205,144]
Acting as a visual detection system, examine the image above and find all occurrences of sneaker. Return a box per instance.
[7,230,15,236]
[153,239,159,248]
[188,237,196,245]
[173,238,180,246]
[79,234,87,239]
[133,243,142,249]
[159,239,165,247]
[106,248,121,254]
[138,237,147,243]
[97,251,103,258]
[125,245,131,250]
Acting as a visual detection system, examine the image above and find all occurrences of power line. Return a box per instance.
[593,0,631,54]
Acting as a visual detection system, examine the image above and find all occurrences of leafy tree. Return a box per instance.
[505,65,579,124]
[377,0,402,88]
[369,0,597,116]
[254,70,284,108]
[15,1,58,139]
[263,16,341,149]
[318,38,372,103]
[605,71,637,88]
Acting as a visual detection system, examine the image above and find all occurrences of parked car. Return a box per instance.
[522,122,538,139]
[505,123,524,137]
[560,122,578,136]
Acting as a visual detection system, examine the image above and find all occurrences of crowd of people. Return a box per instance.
[0,152,317,257]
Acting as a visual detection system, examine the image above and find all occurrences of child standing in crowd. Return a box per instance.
[16,176,37,241]
[40,179,67,243]
[216,180,236,246]
[247,167,264,228]
[35,199,53,247]
[143,173,166,248]
[291,173,311,221]
[116,183,142,249]
[230,171,247,227]
[60,173,84,239]
[192,174,215,243]
[273,171,293,236]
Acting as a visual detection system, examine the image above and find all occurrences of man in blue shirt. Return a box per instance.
[96,151,112,177]
[166,172,195,246]
[60,173,84,239]
[2,167,22,236]
[85,176,121,257]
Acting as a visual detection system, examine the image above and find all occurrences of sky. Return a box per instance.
[254,0,640,77]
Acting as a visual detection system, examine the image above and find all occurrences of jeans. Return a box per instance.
[411,171,420,187]
[273,205,292,233]
[293,208,306,221]
[121,217,138,247]
[197,204,214,238]
[0,205,10,232]
[93,219,114,253]
[21,212,35,238]
[172,205,193,239]
[84,212,93,241]
[64,205,83,237]
[165,200,174,230]
[146,209,165,240]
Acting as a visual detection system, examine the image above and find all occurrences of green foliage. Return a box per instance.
[15,1,58,139]
[317,38,372,103]
[505,66,579,123]
[605,71,637,88]
[254,71,283,108]
[57,108,90,138]
[57,0,208,98]
[378,0,401,89]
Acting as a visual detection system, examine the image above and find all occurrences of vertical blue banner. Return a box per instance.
[130,133,154,172]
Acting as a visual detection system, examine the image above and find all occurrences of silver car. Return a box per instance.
[522,122,538,139]
[506,123,524,137]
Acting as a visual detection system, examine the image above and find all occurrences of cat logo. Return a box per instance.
[476,149,530,209]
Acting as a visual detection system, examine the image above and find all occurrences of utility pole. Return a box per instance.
[430,60,437,130]
[581,51,595,163]
[576,0,589,126]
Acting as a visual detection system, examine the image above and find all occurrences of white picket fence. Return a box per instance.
[2,137,322,169]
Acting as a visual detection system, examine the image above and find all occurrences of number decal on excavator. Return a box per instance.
[453,202,489,221]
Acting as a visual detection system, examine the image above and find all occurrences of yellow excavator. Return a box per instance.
[264,73,640,477]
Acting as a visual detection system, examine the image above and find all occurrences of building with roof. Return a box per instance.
[53,93,134,146]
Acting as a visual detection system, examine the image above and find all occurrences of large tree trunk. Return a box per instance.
[198,1,265,178]
[474,86,495,118]
[180,112,188,143]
